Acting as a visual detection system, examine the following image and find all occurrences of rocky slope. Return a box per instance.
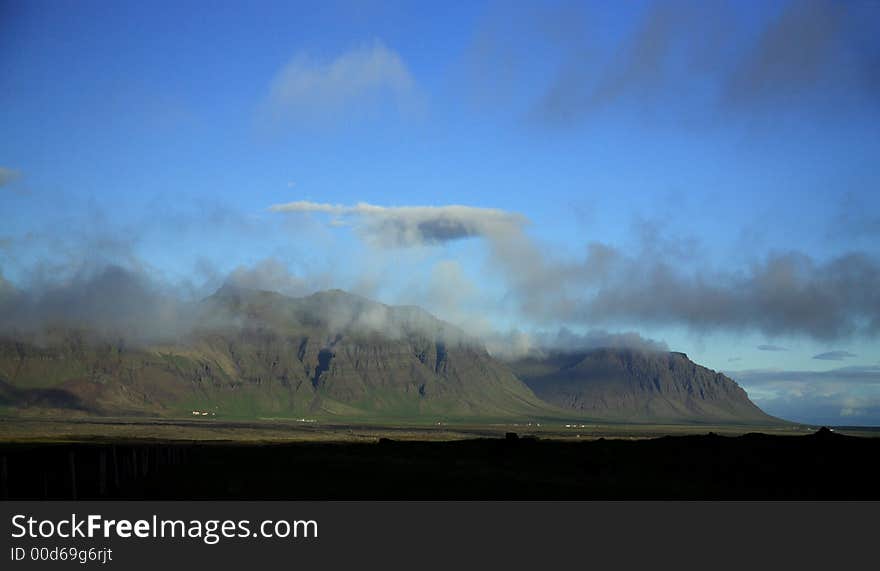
[509,348,778,424]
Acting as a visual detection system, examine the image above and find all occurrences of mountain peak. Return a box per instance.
[201,286,473,346]
[510,347,779,424]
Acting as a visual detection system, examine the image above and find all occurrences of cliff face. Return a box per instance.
[0,287,548,419]
[509,348,778,424]
[0,287,779,424]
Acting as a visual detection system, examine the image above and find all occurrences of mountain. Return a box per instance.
[0,286,779,424]
[509,348,778,424]
[0,287,550,419]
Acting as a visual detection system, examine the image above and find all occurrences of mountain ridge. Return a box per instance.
[509,347,779,424]
[0,287,550,419]
[0,286,779,424]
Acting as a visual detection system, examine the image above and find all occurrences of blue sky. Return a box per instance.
[2,0,880,424]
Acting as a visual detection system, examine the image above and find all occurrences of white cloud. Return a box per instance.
[224,258,310,297]
[269,200,527,247]
[263,41,417,126]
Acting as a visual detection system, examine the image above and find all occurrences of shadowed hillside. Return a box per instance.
[510,348,778,424]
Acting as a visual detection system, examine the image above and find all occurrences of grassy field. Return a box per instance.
[2,414,874,443]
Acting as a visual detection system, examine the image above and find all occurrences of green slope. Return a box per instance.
[0,287,553,420]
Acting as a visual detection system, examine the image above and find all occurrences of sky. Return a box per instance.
[1,0,879,425]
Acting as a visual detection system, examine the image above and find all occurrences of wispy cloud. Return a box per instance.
[224,258,313,298]
[261,41,417,128]
[469,0,880,127]
[758,344,788,351]
[729,365,880,425]
[0,167,21,188]
[269,200,527,247]
[271,199,880,342]
[0,264,196,344]
[723,0,849,107]
[813,350,857,361]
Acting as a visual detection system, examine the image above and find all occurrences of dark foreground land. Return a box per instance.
[1,427,879,499]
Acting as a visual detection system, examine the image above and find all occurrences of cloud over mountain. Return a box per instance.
[271,199,880,342]
[270,201,527,247]
[488,234,880,342]
[0,264,195,344]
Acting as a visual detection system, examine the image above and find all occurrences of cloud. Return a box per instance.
[724,0,848,106]
[224,258,313,298]
[758,344,788,351]
[271,199,880,342]
[0,264,197,345]
[545,327,668,353]
[0,259,476,348]
[470,0,880,126]
[813,350,857,361]
[505,245,880,341]
[402,259,485,330]
[486,327,669,360]
[269,200,527,247]
[0,167,21,188]
[262,41,417,128]
[732,366,880,385]
[729,365,880,425]
[827,192,880,241]
[533,0,719,124]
